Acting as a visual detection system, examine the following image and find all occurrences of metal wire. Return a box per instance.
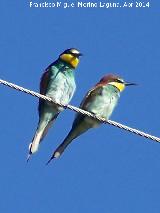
[0,78,160,143]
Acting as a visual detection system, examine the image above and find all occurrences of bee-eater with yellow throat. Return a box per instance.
[47,74,136,163]
[27,48,82,161]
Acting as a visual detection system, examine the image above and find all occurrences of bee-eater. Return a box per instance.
[47,74,136,163]
[27,48,82,161]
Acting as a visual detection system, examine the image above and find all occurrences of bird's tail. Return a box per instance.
[27,128,45,161]
[46,123,91,164]
[31,129,44,152]
[27,116,57,162]
[46,130,75,164]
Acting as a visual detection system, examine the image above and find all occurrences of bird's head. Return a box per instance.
[59,48,82,69]
[97,74,137,92]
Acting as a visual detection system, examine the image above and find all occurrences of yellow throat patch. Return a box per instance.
[60,54,79,68]
[108,82,125,92]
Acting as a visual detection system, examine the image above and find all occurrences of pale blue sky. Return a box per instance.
[0,1,160,212]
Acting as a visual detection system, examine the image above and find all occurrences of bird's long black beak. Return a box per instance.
[77,53,83,57]
[125,82,137,86]
[73,53,83,57]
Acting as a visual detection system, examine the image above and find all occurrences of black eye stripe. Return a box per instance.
[64,51,79,55]
[116,79,124,83]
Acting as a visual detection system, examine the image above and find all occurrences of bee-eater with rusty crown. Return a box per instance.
[27,48,82,161]
[47,74,136,163]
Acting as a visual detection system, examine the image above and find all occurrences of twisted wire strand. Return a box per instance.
[0,78,160,143]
